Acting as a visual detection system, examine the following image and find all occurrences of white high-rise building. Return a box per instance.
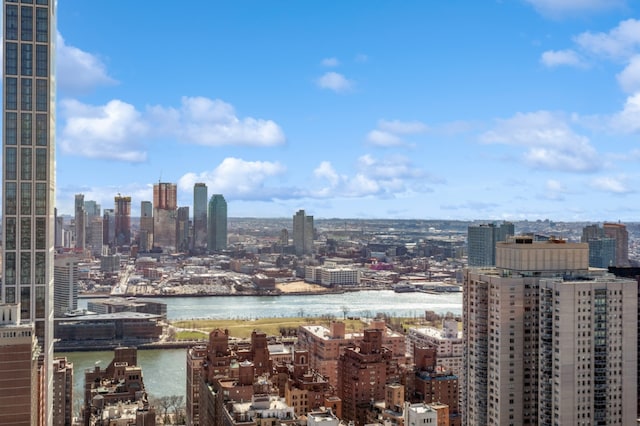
[463,236,637,425]
[2,0,56,423]
[293,209,313,255]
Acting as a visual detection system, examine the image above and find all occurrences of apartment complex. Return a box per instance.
[463,236,637,425]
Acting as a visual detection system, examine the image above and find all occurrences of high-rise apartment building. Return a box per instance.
[466,222,514,266]
[293,209,314,255]
[139,200,153,252]
[463,236,637,425]
[86,216,103,257]
[102,208,115,247]
[53,256,79,317]
[52,357,73,426]
[153,182,178,251]
[114,195,131,247]
[603,222,629,267]
[193,183,208,251]
[2,1,56,423]
[74,194,86,249]
[208,194,227,251]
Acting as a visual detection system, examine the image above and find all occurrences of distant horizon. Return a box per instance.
[49,1,640,221]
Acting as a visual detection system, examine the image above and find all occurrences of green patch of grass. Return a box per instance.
[175,330,208,341]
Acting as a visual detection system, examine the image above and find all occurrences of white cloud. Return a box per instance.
[313,161,341,186]
[316,72,353,93]
[617,56,640,93]
[378,119,428,134]
[178,158,287,200]
[540,49,587,68]
[526,0,626,18]
[57,34,117,95]
[366,130,403,147]
[590,176,633,193]
[542,179,568,200]
[321,57,340,67]
[481,111,601,172]
[59,99,149,162]
[149,97,286,147]
[609,92,640,133]
[574,19,640,59]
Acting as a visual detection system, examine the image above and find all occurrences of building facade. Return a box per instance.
[139,200,153,252]
[53,255,79,318]
[153,182,178,251]
[208,194,227,251]
[74,194,85,250]
[293,209,314,256]
[466,222,514,267]
[603,222,629,267]
[2,1,57,423]
[193,183,208,252]
[114,195,131,247]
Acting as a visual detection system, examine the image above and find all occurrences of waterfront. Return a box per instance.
[78,290,463,320]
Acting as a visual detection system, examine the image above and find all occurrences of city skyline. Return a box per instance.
[49,1,640,220]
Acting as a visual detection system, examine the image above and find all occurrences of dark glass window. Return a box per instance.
[6,77,17,109]
[21,78,32,110]
[5,147,17,180]
[6,112,18,145]
[5,43,18,75]
[21,44,33,75]
[35,217,46,249]
[36,45,47,77]
[21,217,31,250]
[21,113,32,145]
[36,8,48,42]
[20,253,31,285]
[5,253,16,286]
[35,149,46,180]
[5,287,16,304]
[5,183,17,215]
[35,113,47,145]
[20,285,30,320]
[21,182,31,215]
[5,5,18,40]
[21,6,33,41]
[35,183,46,214]
[36,0,48,4]
[21,147,32,179]
[35,79,47,111]
[5,218,16,250]
[35,285,45,317]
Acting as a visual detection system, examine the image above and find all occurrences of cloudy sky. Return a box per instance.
[47,0,640,220]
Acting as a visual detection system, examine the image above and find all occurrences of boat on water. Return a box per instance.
[392,283,416,293]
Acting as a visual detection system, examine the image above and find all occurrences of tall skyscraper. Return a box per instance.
[114,195,131,247]
[102,208,115,247]
[74,194,86,249]
[53,255,79,318]
[2,1,56,423]
[603,222,629,267]
[582,223,618,268]
[463,236,637,425]
[153,182,178,251]
[293,209,314,256]
[193,183,208,251]
[467,222,514,267]
[177,206,190,252]
[139,200,153,252]
[208,194,227,251]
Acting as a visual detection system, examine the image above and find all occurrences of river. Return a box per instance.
[64,290,462,411]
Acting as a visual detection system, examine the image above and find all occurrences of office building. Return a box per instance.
[293,209,314,255]
[0,304,41,425]
[2,1,56,423]
[582,224,617,268]
[153,182,178,251]
[177,206,190,252]
[466,222,514,266]
[193,182,208,251]
[102,208,115,247]
[603,222,629,266]
[53,255,79,318]
[114,195,131,247]
[52,357,73,426]
[208,194,227,251]
[54,208,63,248]
[74,194,86,249]
[463,236,637,425]
[139,200,153,251]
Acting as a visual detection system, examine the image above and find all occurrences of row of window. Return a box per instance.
[5,77,49,111]
[4,216,47,250]
[5,112,49,145]
[5,42,48,77]
[5,147,48,180]
[5,4,49,42]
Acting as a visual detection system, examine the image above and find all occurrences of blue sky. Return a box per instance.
[46,0,640,220]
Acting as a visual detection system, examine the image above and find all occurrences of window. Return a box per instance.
[5,5,19,40]
[5,42,18,75]
[36,7,48,42]
[5,112,18,145]
[21,43,33,75]
[21,113,32,145]
[5,182,17,215]
[20,252,31,285]
[20,285,30,320]
[36,45,47,77]
[35,150,46,180]
[5,218,16,250]
[35,113,47,145]
[21,6,33,41]
[21,147,32,179]
[36,0,48,5]
[21,217,31,250]
[5,147,17,179]
[21,182,31,215]
[35,285,45,318]
[21,78,32,110]
[5,286,16,304]
[35,217,46,249]
[6,77,17,109]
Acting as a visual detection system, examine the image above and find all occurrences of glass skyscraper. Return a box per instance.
[193,182,208,251]
[2,0,57,423]
[208,194,227,251]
